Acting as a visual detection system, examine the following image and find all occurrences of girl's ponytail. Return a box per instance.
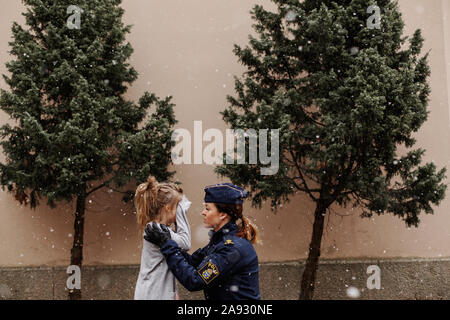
[135,176,159,234]
[135,175,182,234]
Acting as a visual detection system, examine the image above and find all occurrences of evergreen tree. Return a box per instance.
[0,0,177,299]
[216,0,447,299]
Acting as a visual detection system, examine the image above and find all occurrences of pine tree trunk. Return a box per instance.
[299,201,327,300]
[69,190,86,300]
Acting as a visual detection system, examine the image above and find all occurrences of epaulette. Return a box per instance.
[224,239,234,245]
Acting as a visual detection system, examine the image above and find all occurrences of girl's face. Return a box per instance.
[202,202,228,230]
[162,200,179,225]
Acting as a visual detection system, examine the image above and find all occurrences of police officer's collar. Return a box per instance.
[208,221,237,242]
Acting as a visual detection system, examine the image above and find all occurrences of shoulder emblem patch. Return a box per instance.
[224,239,234,245]
[198,261,220,284]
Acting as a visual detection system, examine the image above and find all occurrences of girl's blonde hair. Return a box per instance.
[135,175,183,234]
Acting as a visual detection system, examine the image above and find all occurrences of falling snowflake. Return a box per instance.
[346,286,360,298]
[349,47,359,55]
[285,10,297,22]
[230,285,239,292]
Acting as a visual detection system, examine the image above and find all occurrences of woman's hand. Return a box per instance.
[144,222,172,247]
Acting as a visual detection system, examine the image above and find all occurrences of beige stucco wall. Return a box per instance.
[0,0,449,267]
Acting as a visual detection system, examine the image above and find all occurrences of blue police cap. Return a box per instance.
[204,183,248,204]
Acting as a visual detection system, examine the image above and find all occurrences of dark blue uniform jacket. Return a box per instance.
[160,221,260,300]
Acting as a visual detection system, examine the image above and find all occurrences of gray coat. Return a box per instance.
[134,195,191,300]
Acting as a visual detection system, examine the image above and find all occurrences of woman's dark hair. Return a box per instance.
[214,202,259,244]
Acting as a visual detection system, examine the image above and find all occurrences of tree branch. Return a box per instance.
[86,182,107,196]
[288,148,318,201]
[86,176,117,196]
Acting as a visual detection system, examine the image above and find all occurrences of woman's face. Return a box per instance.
[202,202,226,230]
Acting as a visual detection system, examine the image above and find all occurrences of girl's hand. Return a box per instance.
[179,195,192,212]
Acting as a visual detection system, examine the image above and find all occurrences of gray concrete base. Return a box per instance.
[0,258,448,300]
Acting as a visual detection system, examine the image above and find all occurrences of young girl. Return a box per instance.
[133,175,191,300]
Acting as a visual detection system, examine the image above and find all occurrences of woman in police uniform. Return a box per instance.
[144,182,260,300]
